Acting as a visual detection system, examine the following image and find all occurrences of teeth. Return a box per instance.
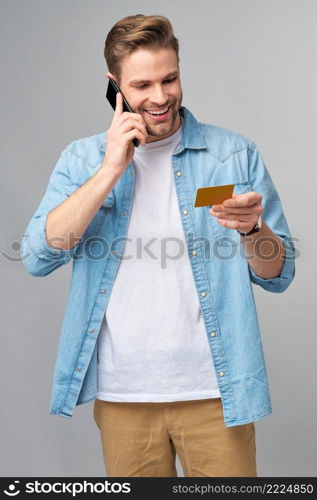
[146,106,169,115]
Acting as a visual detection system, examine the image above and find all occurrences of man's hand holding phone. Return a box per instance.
[102,90,148,177]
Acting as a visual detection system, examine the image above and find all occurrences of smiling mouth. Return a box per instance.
[144,104,171,120]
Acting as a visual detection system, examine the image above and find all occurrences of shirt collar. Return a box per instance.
[98,105,207,154]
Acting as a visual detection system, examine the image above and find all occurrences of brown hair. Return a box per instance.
[104,14,180,85]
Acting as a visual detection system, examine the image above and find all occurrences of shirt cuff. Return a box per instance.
[248,237,296,293]
[27,213,81,263]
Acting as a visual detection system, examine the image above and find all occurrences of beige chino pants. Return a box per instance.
[93,397,257,477]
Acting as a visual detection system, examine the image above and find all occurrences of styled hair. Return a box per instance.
[104,14,180,85]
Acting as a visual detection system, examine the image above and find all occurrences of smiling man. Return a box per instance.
[21,14,296,477]
[111,48,182,141]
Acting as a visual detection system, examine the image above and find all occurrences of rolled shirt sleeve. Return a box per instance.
[21,146,81,277]
[246,143,296,293]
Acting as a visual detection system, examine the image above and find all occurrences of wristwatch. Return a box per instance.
[237,216,262,236]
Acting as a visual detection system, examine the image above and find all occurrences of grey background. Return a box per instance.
[1,0,315,477]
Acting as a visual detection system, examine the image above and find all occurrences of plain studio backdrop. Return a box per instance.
[1,0,316,477]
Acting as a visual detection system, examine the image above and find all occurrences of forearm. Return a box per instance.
[46,164,121,250]
[240,219,285,279]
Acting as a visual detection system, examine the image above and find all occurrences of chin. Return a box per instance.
[147,125,173,138]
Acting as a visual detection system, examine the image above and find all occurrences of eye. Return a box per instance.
[164,77,177,84]
[136,76,177,90]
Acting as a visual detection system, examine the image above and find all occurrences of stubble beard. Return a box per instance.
[144,93,183,138]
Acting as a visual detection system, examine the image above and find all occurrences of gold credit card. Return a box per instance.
[194,184,234,207]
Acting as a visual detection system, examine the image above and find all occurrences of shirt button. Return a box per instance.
[210,331,217,337]
[219,371,225,377]
[201,291,207,297]
[192,250,197,256]
[100,289,106,294]
[183,210,188,215]
[112,250,118,255]
[176,171,182,177]
[88,328,95,333]
[121,210,126,216]
[76,367,82,372]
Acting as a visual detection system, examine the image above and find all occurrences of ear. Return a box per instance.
[106,71,116,81]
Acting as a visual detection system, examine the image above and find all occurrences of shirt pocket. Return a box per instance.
[210,181,252,246]
[99,191,115,208]
[88,190,115,238]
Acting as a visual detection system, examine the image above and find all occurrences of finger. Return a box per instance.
[223,191,262,208]
[216,218,254,231]
[125,128,147,146]
[210,204,262,214]
[210,212,254,222]
[119,118,148,137]
[117,111,147,128]
[114,92,123,118]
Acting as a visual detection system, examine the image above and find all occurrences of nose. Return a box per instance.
[149,85,169,106]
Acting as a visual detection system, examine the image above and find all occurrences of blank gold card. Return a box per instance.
[194,184,234,207]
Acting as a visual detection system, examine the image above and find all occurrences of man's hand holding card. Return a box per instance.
[194,184,263,234]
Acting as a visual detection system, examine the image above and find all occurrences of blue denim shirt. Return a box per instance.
[21,106,295,427]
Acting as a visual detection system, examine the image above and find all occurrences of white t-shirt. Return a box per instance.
[97,118,221,402]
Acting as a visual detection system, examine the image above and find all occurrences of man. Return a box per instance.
[21,14,295,477]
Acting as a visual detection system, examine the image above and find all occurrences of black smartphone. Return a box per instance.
[106,77,140,147]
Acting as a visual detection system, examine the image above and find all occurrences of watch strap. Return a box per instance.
[237,216,262,236]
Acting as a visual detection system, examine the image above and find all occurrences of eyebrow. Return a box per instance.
[129,71,179,86]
